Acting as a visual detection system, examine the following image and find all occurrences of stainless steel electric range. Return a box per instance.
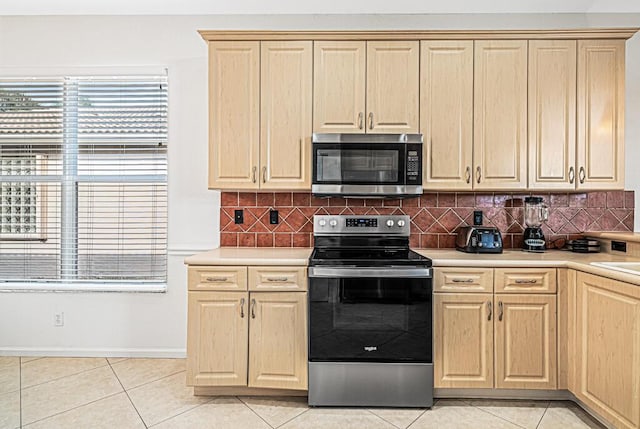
[308,215,433,408]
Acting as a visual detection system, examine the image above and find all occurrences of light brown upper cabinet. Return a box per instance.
[474,41,528,189]
[313,41,419,134]
[528,40,577,190]
[313,41,366,133]
[420,41,474,190]
[577,40,625,190]
[260,41,313,189]
[208,41,260,189]
[208,41,312,190]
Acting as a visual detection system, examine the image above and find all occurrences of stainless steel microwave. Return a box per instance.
[311,133,423,198]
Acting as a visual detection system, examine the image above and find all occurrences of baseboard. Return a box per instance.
[0,347,186,358]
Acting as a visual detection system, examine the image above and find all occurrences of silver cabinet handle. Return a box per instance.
[251,298,256,319]
[252,166,257,183]
[205,276,228,282]
[358,112,364,130]
[476,166,482,184]
[452,278,474,283]
[569,166,575,184]
[498,301,503,322]
[488,301,492,321]
[579,166,586,184]
[262,166,267,183]
[465,166,471,184]
[240,298,245,318]
[266,277,289,282]
[368,112,374,130]
[515,279,538,284]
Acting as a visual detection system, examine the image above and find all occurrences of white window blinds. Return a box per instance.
[0,76,168,290]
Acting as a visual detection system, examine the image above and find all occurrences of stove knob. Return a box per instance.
[397,220,406,227]
[386,219,394,227]
[318,219,327,227]
[329,219,338,227]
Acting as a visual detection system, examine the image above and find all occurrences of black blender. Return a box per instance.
[522,197,549,252]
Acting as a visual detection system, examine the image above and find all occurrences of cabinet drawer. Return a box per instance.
[434,268,494,293]
[495,268,556,293]
[188,267,248,291]
[248,267,307,291]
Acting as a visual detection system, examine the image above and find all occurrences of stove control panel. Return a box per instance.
[314,215,411,236]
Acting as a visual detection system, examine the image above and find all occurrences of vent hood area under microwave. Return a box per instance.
[311,133,423,199]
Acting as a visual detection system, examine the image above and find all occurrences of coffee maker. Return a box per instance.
[523,196,549,252]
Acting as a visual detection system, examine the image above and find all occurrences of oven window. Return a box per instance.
[309,277,432,363]
[315,149,399,183]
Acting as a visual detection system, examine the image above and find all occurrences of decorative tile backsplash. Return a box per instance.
[219,191,635,248]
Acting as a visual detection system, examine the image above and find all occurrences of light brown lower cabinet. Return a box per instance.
[434,267,557,390]
[434,292,557,390]
[494,294,557,389]
[573,272,640,429]
[186,265,308,391]
[434,293,494,388]
[187,290,307,390]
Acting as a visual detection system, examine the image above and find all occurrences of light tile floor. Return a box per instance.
[0,356,605,429]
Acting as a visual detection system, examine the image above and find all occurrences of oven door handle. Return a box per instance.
[308,267,432,278]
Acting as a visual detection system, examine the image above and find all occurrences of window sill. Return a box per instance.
[0,282,167,293]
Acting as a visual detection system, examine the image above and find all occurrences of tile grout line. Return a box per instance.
[364,408,404,429]
[274,407,311,428]
[535,401,551,429]
[19,391,123,428]
[236,396,276,429]
[118,368,187,392]
[107,360,148,429]
[403,408,428,429]
[20,359,111,391]
[146,397,217,428]
[466,401,530,429]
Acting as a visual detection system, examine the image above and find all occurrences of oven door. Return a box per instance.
[308,267,432,363]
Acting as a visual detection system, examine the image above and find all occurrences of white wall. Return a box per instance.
[0,13,638,356]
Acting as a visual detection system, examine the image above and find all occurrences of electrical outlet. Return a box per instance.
[270,210,279,225]
[473,210,483,225]
[54,312,64,327]
[234,209,244,224]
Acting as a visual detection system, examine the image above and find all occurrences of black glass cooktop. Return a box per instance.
[310,247,431,267]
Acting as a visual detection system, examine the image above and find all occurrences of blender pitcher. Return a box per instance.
[523,197,549,252]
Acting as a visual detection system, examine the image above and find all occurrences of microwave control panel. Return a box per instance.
[405,143,422,183]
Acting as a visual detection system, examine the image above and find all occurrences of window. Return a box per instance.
[0,76,168,291]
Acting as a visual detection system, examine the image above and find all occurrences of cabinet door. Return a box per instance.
[249,292,308,390]
[494,294,557,389]
[575,272,640,429]
[420,41,473,190]
[474,41,527,189]
[208,41,260,189]
[528,40,577,190]
[260,41,313,189]
[434,293,494,388]
[313,41,366,133]
[577,40,625,190]
[366,41,419,133]
[186,292,248,386]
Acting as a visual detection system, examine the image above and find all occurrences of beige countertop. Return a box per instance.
[418,249,640,286]
[184,247,640,286]
[584,231,640,243]
[184,247,312,266]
